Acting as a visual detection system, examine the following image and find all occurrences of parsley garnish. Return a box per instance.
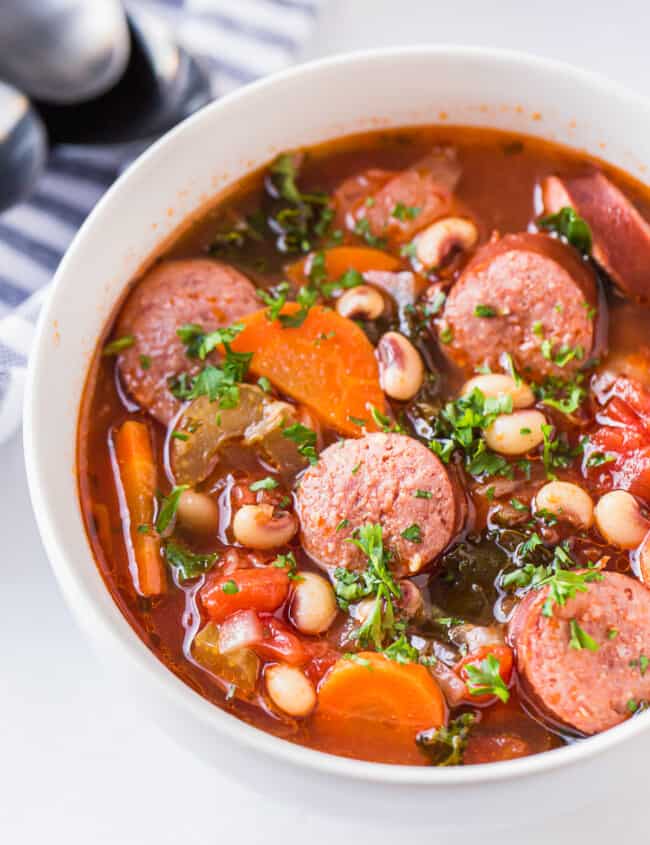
[282,422,318,465]
[103,335,135,356]
[392,202,421,221]
[414,489,433,499]
[382,635,419,664]
[539,206,592,253]
[586,451,616,468]
[333,524,402,649]
[164,541,217,581]
[474,304,497,318]
[569,619,599,651]
[428,387,514,479]
[267,153,332,254]
[416,713,477,766]
[401,523,422,543]
[272,552,302,580]
[139,354,152,370]
[249,476,279,492]
[354,217,387,248]
[464,653,510,702]
[155,485,189,534]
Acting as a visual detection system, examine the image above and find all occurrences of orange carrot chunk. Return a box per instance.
[231,304,387,437]
[113,420,166,597]
[286,246,400,286]
[312,652,446,765]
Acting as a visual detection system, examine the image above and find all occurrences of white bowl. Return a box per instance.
[24,47,650,826]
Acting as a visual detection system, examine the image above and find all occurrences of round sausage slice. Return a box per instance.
[115,259,260,424]
[296,432,464,574]
[543,170,650,301]
[508,571,650,735]
[335,150,461,245]
[438,233,597,379]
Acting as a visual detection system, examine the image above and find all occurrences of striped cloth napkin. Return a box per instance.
[0,0,321,443]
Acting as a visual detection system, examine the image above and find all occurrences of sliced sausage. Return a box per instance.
[116,259,260,424]
[543,170,650,301]
[438,232,597,379]
[296,432,465,574]
[334,149,461,244]
[508,571,650,735]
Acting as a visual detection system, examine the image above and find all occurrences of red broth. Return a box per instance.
[78,126,650,766]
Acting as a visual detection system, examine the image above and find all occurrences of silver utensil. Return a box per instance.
[0,81,48,213]
[0,0,130,104]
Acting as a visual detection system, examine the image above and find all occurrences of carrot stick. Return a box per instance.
[113,420,166,597]
[231,304,387,436]
[312,652,446,765]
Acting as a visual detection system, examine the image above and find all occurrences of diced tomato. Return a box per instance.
[253,616,307,666]
[455,644,514,705]
[200,568,290,624]
[586,376,650,502]
[304,642,340,685]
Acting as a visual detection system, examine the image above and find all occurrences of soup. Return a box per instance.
[78,126,650,767]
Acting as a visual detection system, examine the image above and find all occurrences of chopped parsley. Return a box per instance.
[586,451,616,468]
[541,424,585,479]
[428,387,514,479]
[414,489,433,499]
[333,524,402,650]
[392,202,421,221]
[416,713,477,766]
[171,322,252,409]
[103,335,135,356]
[139,354,152,370]
[439,325,454,344]
[538,206,592,253]
[164,541,217,581]
[257,375,272,393]
[629,654,649,676]
[474,304,497,318]
[222,579,239,595]
[568,619,599,652]
[464,653,510,702]
[425,290,447,316]
[382,635,419,664]
[540,339,585,368]
[501,540,603,617]
[272,552,302,580]
[258,281,289,321]
[282,422,318,465]
[267,153,332,254]
[155,485,189,534]
[401,523,422,543]
[335,518,350,532]
[249,476,279,492]
[354,217,387,249]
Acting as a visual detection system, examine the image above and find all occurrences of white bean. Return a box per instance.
[336,285,384,320]
[415,217,478,270]
[377,331,424,401]
[534,481,594,529]
[265,664,316,717]
[176,490,219,536]
[484,410,547,455]
[594,490,650,549]
[232,504,297,550]
[290,572,338,635]
[461,373,535,410]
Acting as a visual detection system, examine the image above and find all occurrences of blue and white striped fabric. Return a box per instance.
[0,0,322,442]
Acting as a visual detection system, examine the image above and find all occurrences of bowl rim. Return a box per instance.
[24,43,650,786]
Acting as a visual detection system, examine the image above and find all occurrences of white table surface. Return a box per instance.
[3,3,650,842]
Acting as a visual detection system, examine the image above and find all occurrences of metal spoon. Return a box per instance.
[0,0,130,104]
[0,81,48,213]
[35,7,213,145]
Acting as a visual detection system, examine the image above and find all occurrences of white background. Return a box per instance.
[3,2,650,842]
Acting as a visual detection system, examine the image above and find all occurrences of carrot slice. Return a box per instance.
[231,304,387,436]
[113,420,166,597]
[311,652,446,765]
[286,246,400,286]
